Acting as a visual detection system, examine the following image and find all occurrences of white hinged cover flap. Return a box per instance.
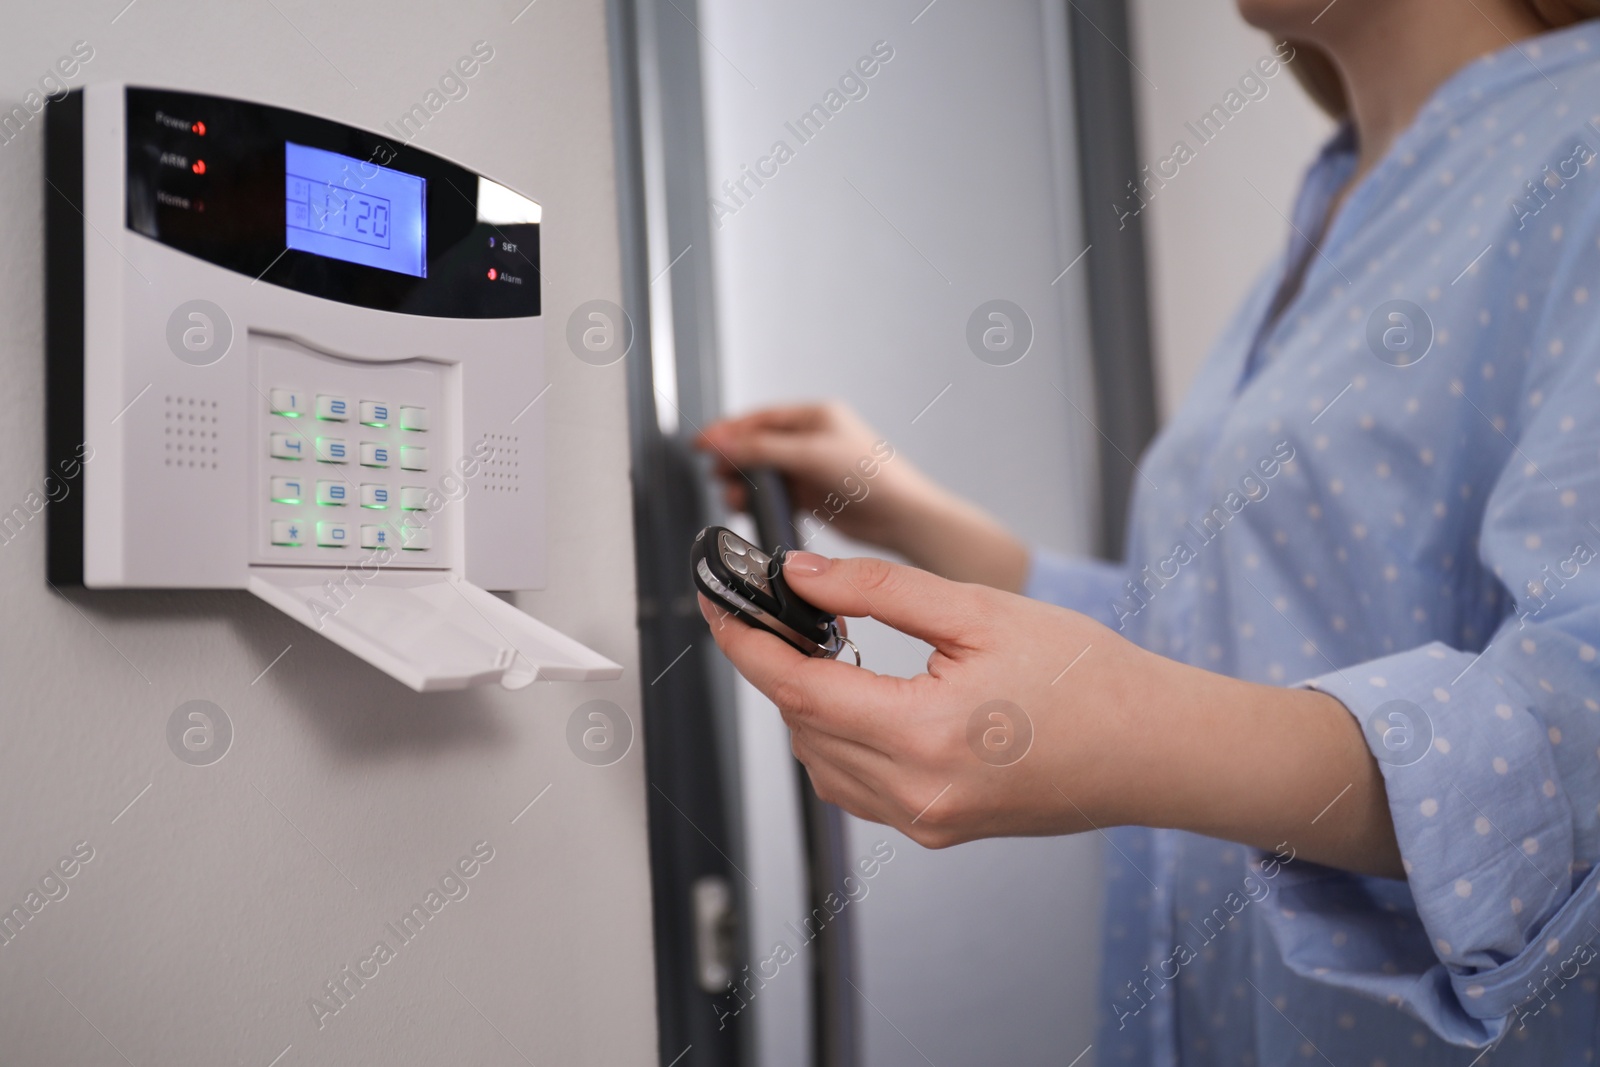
[248,568,622,692]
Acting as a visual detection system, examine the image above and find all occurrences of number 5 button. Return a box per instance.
[316,437,349,463]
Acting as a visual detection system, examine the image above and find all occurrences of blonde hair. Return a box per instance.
[1287,0,1600,115]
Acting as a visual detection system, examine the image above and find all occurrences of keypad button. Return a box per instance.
[359,401,391,427]
[269,433,306,460]
[317,480,349,506]
[359,442,392,467]
[270,389,306,417]
[270,519,305,546]
[399,525,433,551]
[316,437,350,464]
[399,487,431,511]
[269,477,304,504]
[316,521,351,547]
[360,484,391,509]
[316,395,350,421]
[360,524,395,549]
[399,406,429,432]
[399,446,429,471]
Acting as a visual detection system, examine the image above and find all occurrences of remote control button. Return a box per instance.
[360,524,395,549]
[270,519,304,546]
[269,433,306,460]
[316,437,349,464]
[399,405,429,432]
[399,487,431,511]
[269,389,306,417]
[360,484,391,509]
[316,394,350,421]
[359,442,392,467]
[316,521,351,547]
[317,480,349,506]
[726,553,749,575]
[359,401,391,427]
[269,477,303,504]
[747,548,772,572]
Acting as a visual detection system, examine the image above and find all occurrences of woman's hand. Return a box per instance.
[695,401,1031,592]
[700,550,1405,877]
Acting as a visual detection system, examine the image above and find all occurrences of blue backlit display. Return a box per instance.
[285,142,426,277]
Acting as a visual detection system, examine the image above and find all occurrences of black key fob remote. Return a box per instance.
[691,526,855,661]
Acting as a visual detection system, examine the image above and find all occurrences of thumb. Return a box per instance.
[781,552,984,648]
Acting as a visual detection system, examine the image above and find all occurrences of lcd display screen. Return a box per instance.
[285,142,426,277]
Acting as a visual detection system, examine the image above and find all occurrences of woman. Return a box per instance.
[697,0,1600,1063]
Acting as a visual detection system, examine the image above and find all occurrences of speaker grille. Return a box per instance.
[480,433,520,493]
[163,394,220,470]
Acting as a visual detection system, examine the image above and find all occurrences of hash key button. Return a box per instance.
[360,524,394,549]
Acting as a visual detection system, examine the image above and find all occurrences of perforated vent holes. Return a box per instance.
[480,433,520,493]
[163,395,221,469]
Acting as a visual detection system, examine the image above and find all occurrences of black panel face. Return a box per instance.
[124,87,541,319]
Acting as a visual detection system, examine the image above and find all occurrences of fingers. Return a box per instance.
[790,720,892,779]
[697,594,903,746]
[715,430,831,472]
[699,403,831,446]
[781,553,988,649]
[794,740,900,827]
[695,402,860,475]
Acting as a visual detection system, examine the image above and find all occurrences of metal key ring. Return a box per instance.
[839,637,861,667]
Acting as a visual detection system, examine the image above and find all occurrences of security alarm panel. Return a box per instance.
[45,84,621,691]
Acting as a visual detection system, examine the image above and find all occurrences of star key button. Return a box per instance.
[271,520,304,546]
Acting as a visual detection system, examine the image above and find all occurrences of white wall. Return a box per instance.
[1127,0,1334,415]
[0,3,657,1064]
[698,2,1104,1064]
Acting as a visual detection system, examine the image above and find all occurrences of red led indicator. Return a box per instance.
[487,268,498,281]
[192,121,206,136]
[191,159,207,175]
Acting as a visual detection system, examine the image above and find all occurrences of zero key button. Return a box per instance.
[317,521,351,547]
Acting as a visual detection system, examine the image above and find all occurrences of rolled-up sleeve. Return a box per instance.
[1263,216,1600,1046]
[1024,548,1128,628]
